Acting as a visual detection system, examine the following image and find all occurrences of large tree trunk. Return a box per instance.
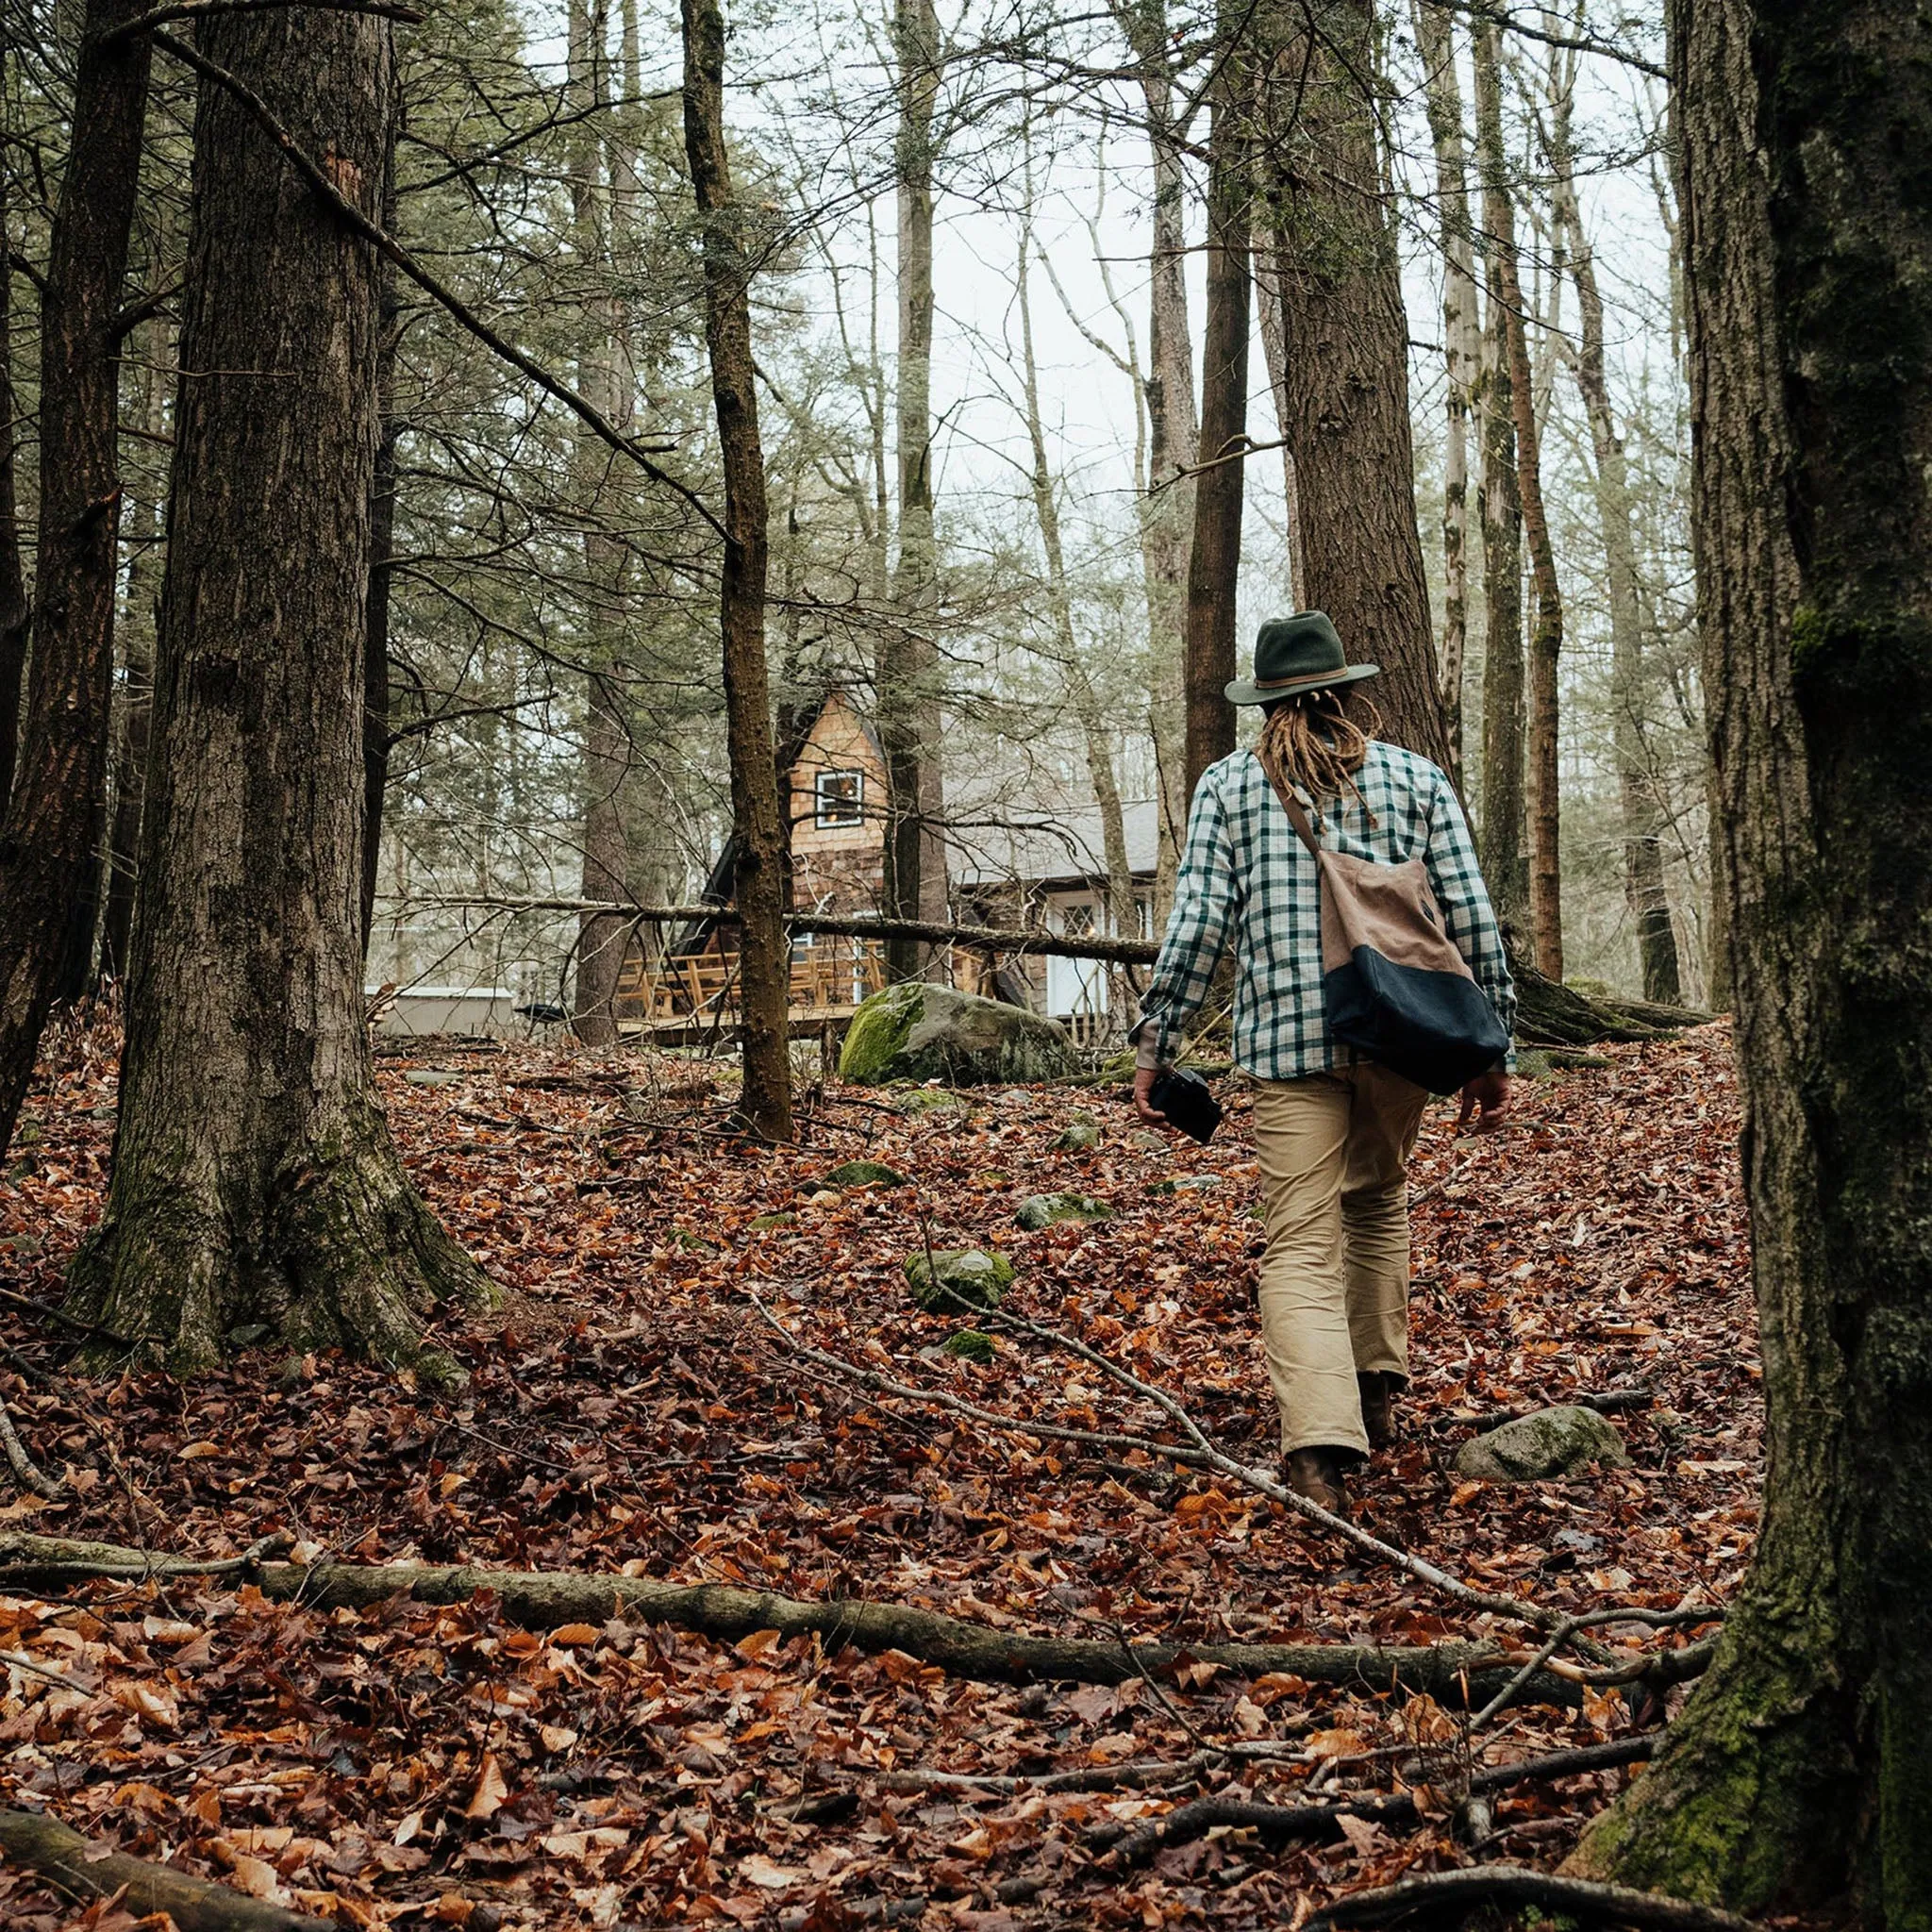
[1470,23,1526,934]
[64,6,492,1374]
[879,0,949,981]
[1411,0,1479,781]
[1258,0,1451,774]
[0,0,150,1160]
[1181,87,1248,803]
[1567,0,1932,1916]
[0,115,25,808]
[1550,85,1680,1004]
[681,0,794,1142]
[1478,28,1564,980]
[1122,11,1196,924]
[360,126,401,959]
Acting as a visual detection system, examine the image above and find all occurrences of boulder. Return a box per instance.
[1054,1112,1102,1152]
[840,983,1076,1086]
[822,1159,908,1190]
[942,1329,996,1363]
[906,1248,1016,1312]
[1015,1191,1110,1232]
[1453,1405,1633,1482]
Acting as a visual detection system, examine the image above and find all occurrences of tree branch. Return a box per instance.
[1307,1864,1757,1931]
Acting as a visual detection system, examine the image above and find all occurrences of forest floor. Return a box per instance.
[0,1019,1765,1931]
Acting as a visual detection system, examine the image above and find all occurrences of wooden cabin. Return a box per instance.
[612,690,1158,1041]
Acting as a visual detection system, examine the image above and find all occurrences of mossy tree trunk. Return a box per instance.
[1567,0,1932,1919]
[65,7,493,1374]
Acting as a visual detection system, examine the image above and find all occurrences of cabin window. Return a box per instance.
[815,770,865,827]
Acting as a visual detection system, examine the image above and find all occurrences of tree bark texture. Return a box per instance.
[880,0,949,980]
[682,0,795,1143]
[1182,89,1248,804]
[1412,0,1480,780]
[0,0,150,1159]
[64,7,492,1374]
[1551,93,1681,1004]
[1481,51,1564,980]
[0,104,27,809]
[1125,15,1197,922]
[1258,0,1451,773]
[1470,23,1526,933]
[360,116,401,960]
[1568,0,1932,1917]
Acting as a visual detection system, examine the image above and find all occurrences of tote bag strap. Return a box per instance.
[1253,750,1324,862]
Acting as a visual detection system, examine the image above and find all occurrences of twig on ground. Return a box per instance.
[0,1284,131,1345]
[1304,1863,1757,1931]
[0,1390,61,1499]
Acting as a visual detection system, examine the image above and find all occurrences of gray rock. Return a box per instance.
[1453,1405,1633,1482]
[840,983,1076,1085]
[906,1248,1017,1312]
[1015,1191,1110,1232]
[1127,1130,1169,1156]
[404,1069,467,1088]
[1054,1112,1102,1152]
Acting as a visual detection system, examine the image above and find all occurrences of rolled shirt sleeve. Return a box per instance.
[1422,770,1517,1064]
[1129,771,1237,1070]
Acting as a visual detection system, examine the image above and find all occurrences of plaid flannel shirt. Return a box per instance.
[1132,742,1516,1081]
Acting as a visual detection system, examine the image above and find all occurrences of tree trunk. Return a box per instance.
[566,0,632,1045]
[1470,22,1526,935]
[1123,14,1196,924]
[1567,0,1932,1916]
[1411,0,1480,781]
[1181,87,1248,803]
[1550,86,1680,1004]
[360,120,401,960]
[1258,0,1451,774]
[1478,26,1563,980]
[681,0,794,1142]
[64,5,493,1374]
[0,106,25,808]
[99,327,165,982]
[1253,277,1305,605]
[1015,210,1136,994]
[880,0,948,981]
[0,0,150,1160]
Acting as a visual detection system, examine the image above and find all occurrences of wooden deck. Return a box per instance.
[613,936,887,1041]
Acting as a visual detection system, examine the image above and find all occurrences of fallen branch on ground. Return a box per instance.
[0,1392,59,1500]
[1101,1733,1659,1867]
[0,1806,331,1931]
[0,1531,1580,1707]
[1306,1862,1757,1931]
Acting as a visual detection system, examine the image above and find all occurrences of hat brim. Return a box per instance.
[1224,661,1381,706]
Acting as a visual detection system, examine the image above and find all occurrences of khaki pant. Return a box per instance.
[1252,1062,1430,1457]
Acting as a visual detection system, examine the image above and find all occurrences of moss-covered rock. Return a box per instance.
[1054,1112,1102,1151]
[1015,1191,1110,1232]
[746,1211,797,1230]
[906,1248,1017,1312]
[1453,1405,1632,1481]
[822,1159,908,1189]
[943,1328,996,1363]
[839,983,1076,1086]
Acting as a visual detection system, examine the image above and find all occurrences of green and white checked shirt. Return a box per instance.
[1133,742,1516,1082]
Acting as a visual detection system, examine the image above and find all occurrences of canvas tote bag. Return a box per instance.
[1256,751,1509,1094]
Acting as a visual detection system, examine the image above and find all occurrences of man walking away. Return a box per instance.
[1129,611,1515,1517]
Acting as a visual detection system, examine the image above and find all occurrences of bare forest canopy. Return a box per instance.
[1,0,1698,1033]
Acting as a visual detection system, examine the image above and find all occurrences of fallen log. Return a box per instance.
[1306,1863,1757,1931]
[1102,1732,1659,1866]
[0,1807,331,1931]
[0,1531,1581,1708]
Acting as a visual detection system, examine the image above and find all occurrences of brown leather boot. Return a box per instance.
[1357,1372,1399,1453]
[1283,1447,1350,1517]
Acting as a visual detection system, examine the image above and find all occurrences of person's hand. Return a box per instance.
[1132,1066,1169,1127]
[1457,1068,1511,1134]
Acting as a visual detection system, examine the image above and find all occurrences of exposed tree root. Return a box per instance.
[1512,958,1712,1047]
[0,1532,1586,1707]
[1100,1734,1659,1867]
[1306,1862,1758,1930]
[0,1806,332,1931]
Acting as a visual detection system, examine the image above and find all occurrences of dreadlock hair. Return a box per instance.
[1257,685,1382,808]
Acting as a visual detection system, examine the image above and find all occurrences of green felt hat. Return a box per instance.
[1224,610,1380,705]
